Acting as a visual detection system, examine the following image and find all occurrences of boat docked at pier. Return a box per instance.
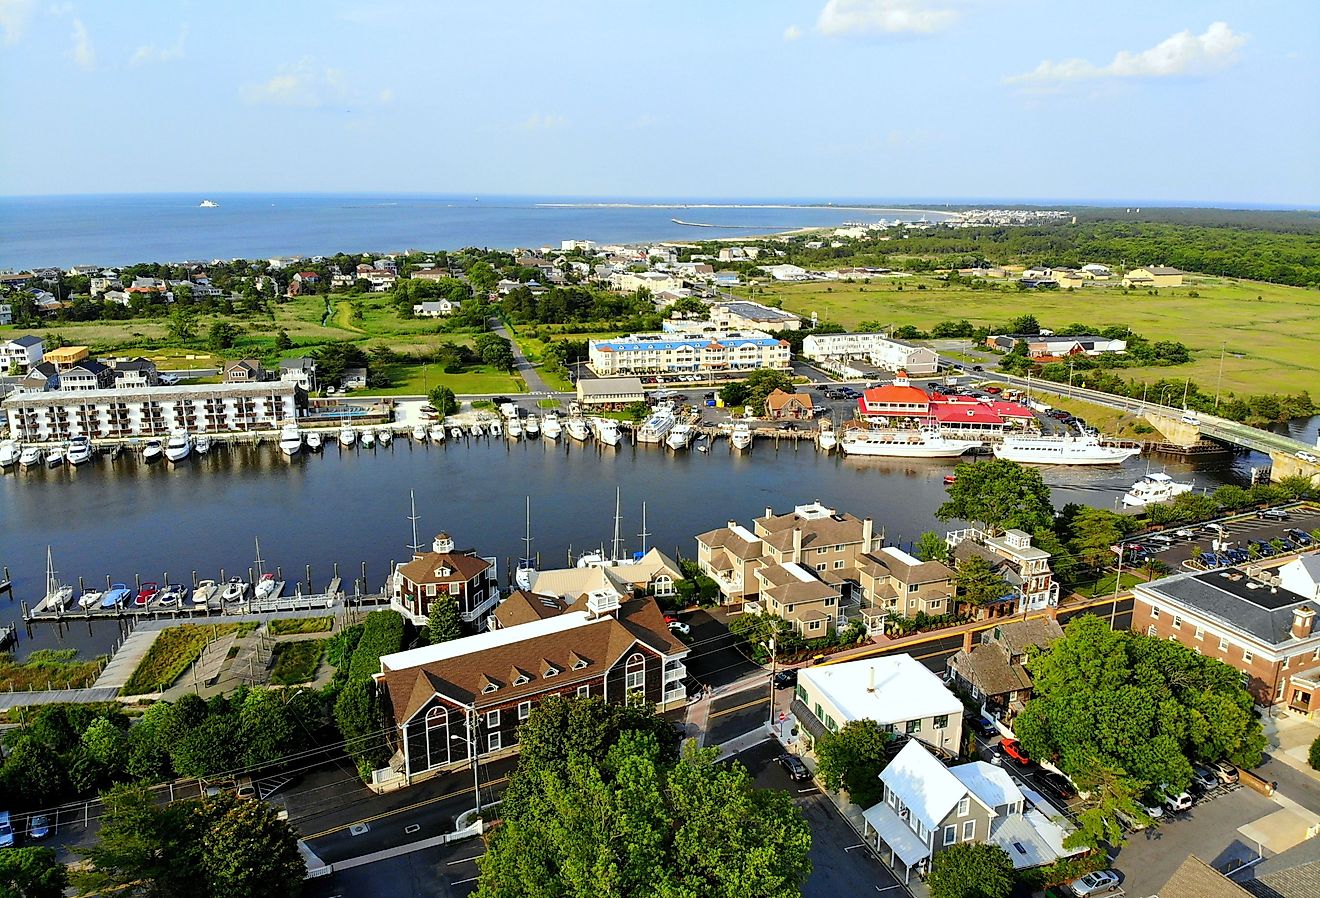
[142,440,163,462]
[164,431,191,463]
[42,548,73,610]
[67,436,92,466]
[195,434,212,454]
[0,440,18,468]
[339,426,356,448]
[730,422,753,451]
[636,405,676,444]
[45,445,66,467]
[840,426,981,458]
[566,416,591,442]
[593,417,622,446]
[278,423,302,457]
[19,445,42,468]
[380,429,394,446]
[361,429,376,448]
[429,424,446,443]
[525,415,540,437]
[507,416,523,439]
[489,418,502,437]
[305,432,322,451]
[1122,471,1194,507]
[666,423,695,451]
[817,422,838,453]
[542,412,562,440]
[412,424,427,442]
[993,434,1140,466]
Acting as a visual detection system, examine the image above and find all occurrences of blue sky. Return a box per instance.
[1,0,1317,204]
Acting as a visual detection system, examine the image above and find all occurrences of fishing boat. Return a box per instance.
[636,405,676,444]
[220,578,247,603]
[993,434,1140,466]
[68,436,93,466]
[193,579,219,605]
[278,423,302,457]
[841,427,981,458]
[361,429,376,448]
[78,587,103,609]
[666,423,695,451]
[412,424,428,441]
[101,583,133,609]
[489,418,502,437]
[429,424,446,443]
[142,439,164,462]
[0,439,18,468]
[450,425,463,439]
[41,548,73,610]
[515,497,537,591]
[339,426,356,448]
[469,422,485,437]
[194,434,212,454]
[19,445,42,468]
[164,431,191,463]
[45,445,66,467]
[594,417,621,447]
[566,416,590,442]
[730,422,754,451]
[525,415,540,437]
[817,422,838,453]
[507,416,523,439]
[1122,471,1194,508]
[305,432,323,452]
[379,428,393,445]
[541,412,562,440]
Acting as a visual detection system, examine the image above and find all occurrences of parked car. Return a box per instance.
[985,386,1003,394]
[1257,508,1289,521]
[1190,766,1220,793]
[28,814,50,840]
[1211,761,1239,784]
[965,715,998,739]
[667,620,690,636]
[776,754,810,781]
[1287,529,1314,546]
[1068,869,1121,897]
[996,738,1031,767]
[0,812,12,848]
[1163,790,1194,813]
[773,669,798,689]
[1174,529,1196,539]
[1036,770,1077,802]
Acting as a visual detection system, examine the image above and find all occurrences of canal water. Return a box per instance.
[0,436,1259,660]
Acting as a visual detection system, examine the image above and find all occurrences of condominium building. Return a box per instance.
[947,529,1059,614]
[589,330,790,377]
[802,333,939,375]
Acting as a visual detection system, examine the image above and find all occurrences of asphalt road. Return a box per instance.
[707,683,772,745]
[727,739,904,898]
[678,608,761,688]
[304,840,481,898]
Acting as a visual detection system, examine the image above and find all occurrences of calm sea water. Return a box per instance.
[0,194,951,269]
[0,437,1253,660]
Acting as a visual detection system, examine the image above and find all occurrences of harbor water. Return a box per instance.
[0,436,1257,660]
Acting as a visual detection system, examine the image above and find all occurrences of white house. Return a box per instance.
[0,335,44,374]
[763,263,810,281]
[588,331,790,377]
[413,299,462,318]
[0,304,11,326]
[801,332,939,376]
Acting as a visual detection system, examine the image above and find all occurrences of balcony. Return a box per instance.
[664,661,687,683]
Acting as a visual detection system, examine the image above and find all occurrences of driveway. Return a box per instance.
[489,320,551,395]
[679,608,761,688]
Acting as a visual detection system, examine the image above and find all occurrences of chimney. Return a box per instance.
[1292,606,1316,640]
[765,506,773,520]
[863,517,874,551]
[792,527,803,564]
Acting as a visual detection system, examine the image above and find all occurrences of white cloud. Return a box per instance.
[0,0,35,45]
[129,24,188,67]
[242,58,368,108]
[816,0,960,37]
[1009,21,1247,85]
[522,113,567,130]
[69,15,93,69]
[783,24,802,42]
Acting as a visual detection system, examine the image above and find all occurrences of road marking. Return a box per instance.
[453,876,479,885]
[797,788,816,794]
[843,843,864,851]
[302,776,510,841]
[709,696,765,720]
[404,824,420,835]
[448,855,483,866]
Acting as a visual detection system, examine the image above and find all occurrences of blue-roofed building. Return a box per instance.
[588,330,790,378]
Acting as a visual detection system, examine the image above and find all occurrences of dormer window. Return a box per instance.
[544,667,558,677]
[482,683,498,693]
[434,566,451,577]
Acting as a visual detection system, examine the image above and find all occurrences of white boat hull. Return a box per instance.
[567,420,590,441]
[993,442,1141,466]
[842,437,978,458]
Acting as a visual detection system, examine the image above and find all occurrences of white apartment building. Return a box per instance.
[802,332,939,376]
[1,335,45,373]
[589,331,790,377]
[2,382,301,441]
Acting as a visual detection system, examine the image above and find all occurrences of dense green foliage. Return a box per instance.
[812,720,892,807]
[269,640,325,685]
[1310,735,1320,771]
[927,842,1015,898]
[502,284,659,328]
[954,554,1011,608]
[0,846,67,898]
[345,610,406,682]
[478,697,812,898]
[912,531,949,563]
[422,594,464,645]
[936,459,1055,534]
[331,611,404,775]
[428,385,458,416]
[718,368,798,411]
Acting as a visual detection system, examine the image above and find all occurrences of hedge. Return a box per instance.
[346,610,406,683]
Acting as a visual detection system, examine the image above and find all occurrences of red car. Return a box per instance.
[135,581,160,607]
[1000,738,1031,766]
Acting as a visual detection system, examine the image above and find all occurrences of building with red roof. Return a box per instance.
[857,371,931,420]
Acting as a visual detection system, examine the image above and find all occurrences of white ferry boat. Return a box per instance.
[840,427,980,458]
[993,434,1141,466]
[636,405,676,444]
[666,423,695,451]
[1122,471,1194,507]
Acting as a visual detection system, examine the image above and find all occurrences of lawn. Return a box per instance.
[122,622,257,695]
[1072,570,1146,598]
[357,363,521,396]
[737,275,1320,396]
[268,616,333,635]
[1027,394,1156,439]
[0,649,105,691]
[270,639,326,685]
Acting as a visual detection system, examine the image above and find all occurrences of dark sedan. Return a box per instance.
[776,754,811,781]
[1035,770,1077,803]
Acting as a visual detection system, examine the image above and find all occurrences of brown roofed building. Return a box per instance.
[490,589,568,630]
[764,388,815,420]
[753,562,841,637]
[947,618,1062,723]
[390,533,499,627]
[855,547,957,634]
[1157,855,1252,898]
[222,359,267,383]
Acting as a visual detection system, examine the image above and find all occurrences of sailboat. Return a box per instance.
[42,547,74,611]
[515,497,537,590]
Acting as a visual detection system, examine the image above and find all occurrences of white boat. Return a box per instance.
[412,424,428,442]
[193,579,219,605]
[1122,471,1195,507]
[469,422,484,437]
[142,440,163,462]
[730,422,754,451]
[157,583,188,606]
[1,440,20,468]
[45,445,66,467]
[450,425,463,439]
[507,416,523,439]
[305,432,322,452]
[489,419,502,437]
[195,434,212,454]
[666,423,695,451]
[379,429,393,445]
[993,434,1141,466]
[841,427,980,458]
[429,424,446,443]
[339,426,356,447]
[67,436,92,466]
[637,405,676,443]
[566,416,590,442]
[818,423,838,453]
[198,199,219,208]
[19,445,42,468]
[278,423,302,457]
[221,578,247,603]
[593,417,621,446]
[525,415,540,437]
[255,573,281,601]
[361,429,376,448]
[541,412,562,440]
[78,588,103,609]
[42,547,73,611]
[164,431,191,463]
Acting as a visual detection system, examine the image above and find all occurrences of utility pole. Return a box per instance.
[1110,551,1123,630]
[470,706,482,816]
[766,638,777,729]
[1215,341,1226,410]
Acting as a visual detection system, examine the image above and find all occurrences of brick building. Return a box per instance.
[389,533,499,627]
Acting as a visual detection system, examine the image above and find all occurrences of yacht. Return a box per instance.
[993,434,1141,466]
[412,424,428,442]
[142,440,163,462]
[450,424,463,439]
[636,405,676,443]
[525,415,540,437]
[429,424,446,443]
[194,434,212,454]
[19,445,42,468]
[101,583,133,609]
[379,428,393,446]
[164,431,191,463]
[593,417,621,447]
[305,431,323,452]
[361,429,376,448]
[1,440,21,468]
[817,422,838,453]
[42,548,73,610]
[730,422,754,451]
[566,416,591,442]
[278,423,302,457]
[666,423,695,451]
[221,578,248,603]
[193,579,219,605]
[66,436,92,466]
[489,418,502,437]
[841,427,981,458]
[507,416,523,439]
[339,426,356,448]
[254,573,281,601]
[1122,472,1195,508]
[45,445,66,467]
[78,587,104,609]
[541,412,562,440]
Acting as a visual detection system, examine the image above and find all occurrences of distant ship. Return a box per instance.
[198,199,219,208]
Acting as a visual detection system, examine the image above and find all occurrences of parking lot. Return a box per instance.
[1121,506,1320,570]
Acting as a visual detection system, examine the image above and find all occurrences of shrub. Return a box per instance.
[346,611,406,683]
[1310,735,1320,771]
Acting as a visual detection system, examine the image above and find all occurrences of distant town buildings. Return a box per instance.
[985,334,1128,358]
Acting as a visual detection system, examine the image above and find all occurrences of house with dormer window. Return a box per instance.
[389,532,499,627]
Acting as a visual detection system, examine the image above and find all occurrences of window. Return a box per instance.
[909,583,920,593]
[426,583,436,597]
[1219,637,1229,652]
[809,620,823,631]
[1151,605,1161,619]
[943,824,957,846]
[905,719,921,735]
[1243,649,1254,664]
[962,820,975,841]
[1314,647,1320,662]
[833,560,845,570]
[816,563,827,572]
[487,709,500,729]
[449,583,462,595]
[835,544,844,553]
[1194,626,1204,641]
[1172,615,1182,630]
[1283,655,1290,669]
[815,703,824,721]
[488,731,501,752]
[518,701,531,720]
[957,797,970,817]
[1147,625,1157,637]
[817,548,828,556]
[577,684,590,698]
[934,714,948,729]
[512,674,529,686]
[929,600,942,612]
[625,653,645,692]
[544,667,558,678]
[482,682,498,694]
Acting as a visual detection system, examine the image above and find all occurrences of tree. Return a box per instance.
[333,678,390,774]
[475,333,515,371]
[207,320,239,350]
[913,531,949,563]
[1310,735,1320,771]
[927,842,1014,898]
[0,847,68,898]
[955,554,1010,608]
[669,296,707,316]
[1005,314,1041,335]
[195,792,305,898]
[274,329,293,351]
[428,385,458,417]
[1066,507,1133,571]
[719,380,750,408]
[422,594,463,645]
[466,260,498,295]
[936,459,1054,535]
[813,720,892,807]
[167,309,197,342]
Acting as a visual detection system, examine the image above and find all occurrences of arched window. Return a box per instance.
[424,706,449,770]
[653,575,673,597]
[625,652,645,693]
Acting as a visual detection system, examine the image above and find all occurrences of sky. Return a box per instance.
[1,0,1317,205]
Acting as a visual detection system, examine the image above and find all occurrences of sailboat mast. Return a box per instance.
[407,489,422,554]
[638,502,650,554]
[523,496,533,557]
[610,487,623,562]
[254,537,265,577]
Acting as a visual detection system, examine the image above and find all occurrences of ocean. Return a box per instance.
[0,194,952,269]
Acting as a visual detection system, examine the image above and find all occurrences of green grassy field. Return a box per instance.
[0,649,105,691]
[358,364,521,396]
[267,616,333,635]
[738,275,1320,396]
[122,622,257,694]
[270,639,326,685]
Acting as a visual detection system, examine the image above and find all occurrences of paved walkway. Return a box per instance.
[0,686,122,710]
[91,626,164,690]
[491,320,551,394]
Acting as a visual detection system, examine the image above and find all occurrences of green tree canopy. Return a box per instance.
[428,385,458,417]
[206,320,239,350]
[0,846,68,898]
[935,459,1054,535]
[913,531,949,563]
[954,554,1011,607]
[927,842,1015,898]
[422,594,463,645]
[813,720,893,807]
[1066,507,1135,571]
